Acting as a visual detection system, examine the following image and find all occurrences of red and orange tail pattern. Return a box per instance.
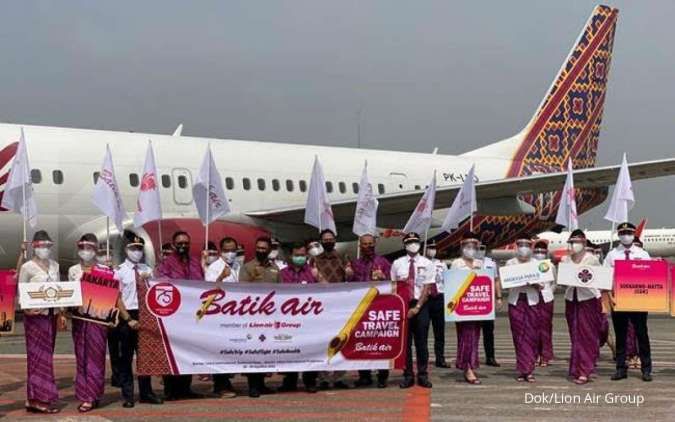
[508,5,619,177]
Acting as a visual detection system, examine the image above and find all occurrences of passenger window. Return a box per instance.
[338,182,346,194]
[52,170,64,185]
[31,169,42,184]
[326,181,333,193]
[286,180,294,192]
[258,178,266,191]
[93,171,100,184]
[226,177,234,190]
[299,180,307,192]
[272,179,280,191]
[243,178,251,191]
[352,183,359,194]
[161,174,171,188]
[129,173,139,187]
[177,175,187,189]
[378,183,385,194]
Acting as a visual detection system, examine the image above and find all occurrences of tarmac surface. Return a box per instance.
[1,297,674,421]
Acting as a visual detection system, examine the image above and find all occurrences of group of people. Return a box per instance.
[14,220,655,414]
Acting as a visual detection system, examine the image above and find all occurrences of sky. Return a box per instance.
[0,0,673,229]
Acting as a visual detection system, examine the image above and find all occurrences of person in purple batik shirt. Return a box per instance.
[348,234,392,389]
[277,242,319,393]
[155,231,204,401]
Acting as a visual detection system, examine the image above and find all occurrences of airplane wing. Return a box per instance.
[246,158,675,229]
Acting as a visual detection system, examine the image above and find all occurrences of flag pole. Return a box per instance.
[106,217,110,261]
[157,219,163,261]
[205,145,210,252]
[21,177,27,258]
[423,228,429,256]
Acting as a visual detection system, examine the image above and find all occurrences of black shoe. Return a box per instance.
[333,381,350,389]
[305,384,318,394]
[354,377,373,388]
[486,358,501,367]
[164,394,179,402]
[248,388,261,398]
[377,379,387,388]
[122,400,135,408]
[319,381,331,390]
[417,377,432,388]
[611,371,627,381]
[399,377,415,389]
[642,373,653,382]
[139,394,164,405]
[435,361,450,368]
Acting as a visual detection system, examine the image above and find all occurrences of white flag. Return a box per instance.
[133,141,162,228]
[1,128,38,227]
[441,164,477,232]
[93,144,128,232]
[352,161,378,236]
[604,153,634,224]
[403,171,436,234]
[555,159,578,230]
[304,156,337,234]
[193,145,230,225]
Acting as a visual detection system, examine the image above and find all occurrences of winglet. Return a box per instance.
[172,124,183,137]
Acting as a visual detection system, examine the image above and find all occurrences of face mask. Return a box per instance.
[78,249,95,262]
[533,253,547,260]
[127,249,144,263]
[405,242,420,254]
[35,247,51,260]
[206,255,218,265]
[462,247,476,259]
[256,251,269,262]
[321,242,336,253]
[308,245,323,257]
[96,255,107,264]
[176,244,190,256]
[426,249,437,259]
[569,243,585,254]
[476,249,486,260]
[517,246,532,258]
[619,234,634,246]
[291,256,307,266]
[268,250,279,260]
[222,251,237,264]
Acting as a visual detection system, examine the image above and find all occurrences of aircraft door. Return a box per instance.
[172,168,193,205]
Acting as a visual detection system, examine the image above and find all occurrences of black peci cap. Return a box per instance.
[402,232,421,244]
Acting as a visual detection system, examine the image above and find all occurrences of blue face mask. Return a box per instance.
[291,256,307,266]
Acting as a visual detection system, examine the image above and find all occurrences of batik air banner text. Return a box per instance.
[137,280,405,375]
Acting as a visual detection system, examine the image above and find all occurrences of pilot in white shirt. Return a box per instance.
[390,232,434,389]
[424,240,449,368]
[603,222,653,381]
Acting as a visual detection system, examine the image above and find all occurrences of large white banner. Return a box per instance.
[138,280,406,375]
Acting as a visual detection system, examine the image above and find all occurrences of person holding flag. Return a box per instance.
[391,232,435,389]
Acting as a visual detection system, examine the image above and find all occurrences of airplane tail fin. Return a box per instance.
[462,5,619,177]
[635,218,648,238]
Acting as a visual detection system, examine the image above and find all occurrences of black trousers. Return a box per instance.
[108,325,121,385]
[357,369,389,382]
[282,371,318,388]
[109,310,155,401]
[480,320,496,360]
[246,373,266,392]
[612,311,652,374]
[427,294,445,364]
[213,374,233,393]
[404,300,430,379]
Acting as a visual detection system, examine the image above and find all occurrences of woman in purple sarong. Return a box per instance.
[532,240,555,367]
[450,233,484,385]
[17,230,66,414]
[561,230,602,385]
[68,233,139,413]
[504,236,541,383]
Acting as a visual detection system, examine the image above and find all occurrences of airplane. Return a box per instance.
[488,219,675,261]
[1,5,675,270]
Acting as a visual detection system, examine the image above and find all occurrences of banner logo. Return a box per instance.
[147,283,181,317]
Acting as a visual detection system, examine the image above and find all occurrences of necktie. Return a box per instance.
[624,249,631,260]
[406,258,416,298]
[428,264,439,297]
